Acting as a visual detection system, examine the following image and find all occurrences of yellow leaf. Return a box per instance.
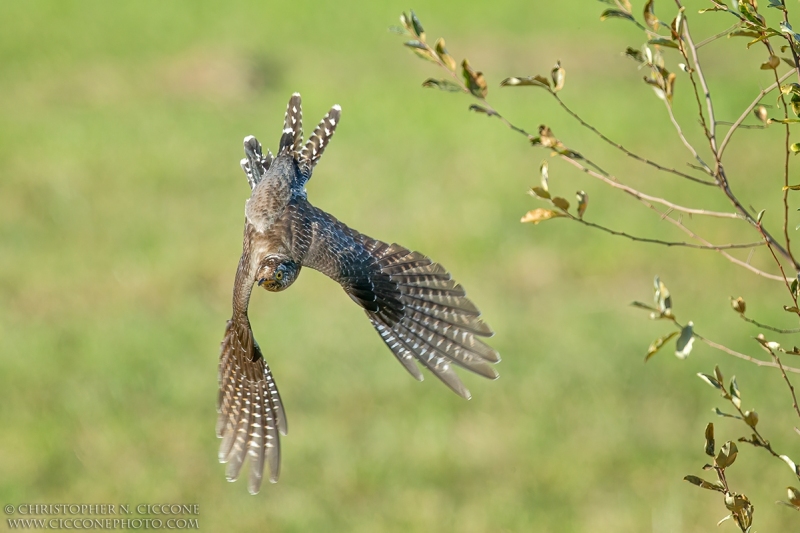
[520,208,565,224]
[761,55,781,70]
[434,38,456,71]
[462,59,488,98]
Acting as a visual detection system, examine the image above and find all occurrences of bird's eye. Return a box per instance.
[275,271,284,281]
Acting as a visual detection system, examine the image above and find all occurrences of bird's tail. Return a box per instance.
[278,92,303,157]
[298,105,341,179]
[217,320,288,494]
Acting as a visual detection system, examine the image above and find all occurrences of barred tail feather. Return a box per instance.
[299,105,341,178]
[240,135,274,190]
[279,92,303,155]
[217,320,287,494]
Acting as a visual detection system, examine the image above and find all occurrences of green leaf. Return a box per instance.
[624,47,644,63]
[761,55,781,70]
[404,40,426,50]
[715,441,738,469]
[781,21,800,42]
[645,331,679,362]
[643,0,658,30]
[792,93,800,116]
[529,186,550,200]
[788,486,800,506]
[699,6,727,13]
[500,76,551,90]
[675,323,694,359]
[551,197,570,212]
[729,30,762,39]
[698,372,723,391]
[754,105,769,124]
[714,407,742,420]
[434,38,456,71]
[631,301,658,312]
[399,12,413,33]
[648,38,679,48]
[551,61,565,93]
[704,423,715,457]
[421,78,463,92]
[791,144,800,155]
[780,454,800,477]
[653,276,672,314]
[576,191,588,219]
[730,376,741,409]
[467,104,497,116]
[540,160,549,192]
[409,10,425,40]
[600,9,636,23]
[713,365,724,385]
[684,475,725,492]
[404,41,437,63]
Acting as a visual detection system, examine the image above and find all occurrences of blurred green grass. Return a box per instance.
[1,1,799,531]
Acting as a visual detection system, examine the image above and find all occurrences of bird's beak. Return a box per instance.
[257,279,265,286]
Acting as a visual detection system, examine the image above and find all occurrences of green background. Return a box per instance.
[1,1,799,531]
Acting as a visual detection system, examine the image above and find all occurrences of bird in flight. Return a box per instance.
[218,93,500,494]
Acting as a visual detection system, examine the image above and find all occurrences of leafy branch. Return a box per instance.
[394,2,800,528]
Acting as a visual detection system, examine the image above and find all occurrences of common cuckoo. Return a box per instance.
[218,93,499,494]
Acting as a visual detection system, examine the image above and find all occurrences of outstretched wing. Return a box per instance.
[297,203,499,399]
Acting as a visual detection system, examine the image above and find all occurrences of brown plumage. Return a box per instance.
[219,93,499,494]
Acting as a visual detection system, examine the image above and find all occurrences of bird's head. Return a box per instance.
[256,255,300,292]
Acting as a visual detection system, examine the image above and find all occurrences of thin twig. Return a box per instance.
[738,313,800,334]
[768,52,798,268]
[559,155,783,280]
[675,23,715,151]
[695,331,800,374]
[566,214,764,250]
[695,22,741,48]
[781,0,800,86]
[771,349,800,419]
[718,69,795,158]
[680,11,718,154]
[757,222,800,311]
[551,93,716,186]
[554,152,738,218]
[664,101,715,176]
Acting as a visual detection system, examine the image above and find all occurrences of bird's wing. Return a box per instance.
[218,233,288,494]
[298,203,499,399]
